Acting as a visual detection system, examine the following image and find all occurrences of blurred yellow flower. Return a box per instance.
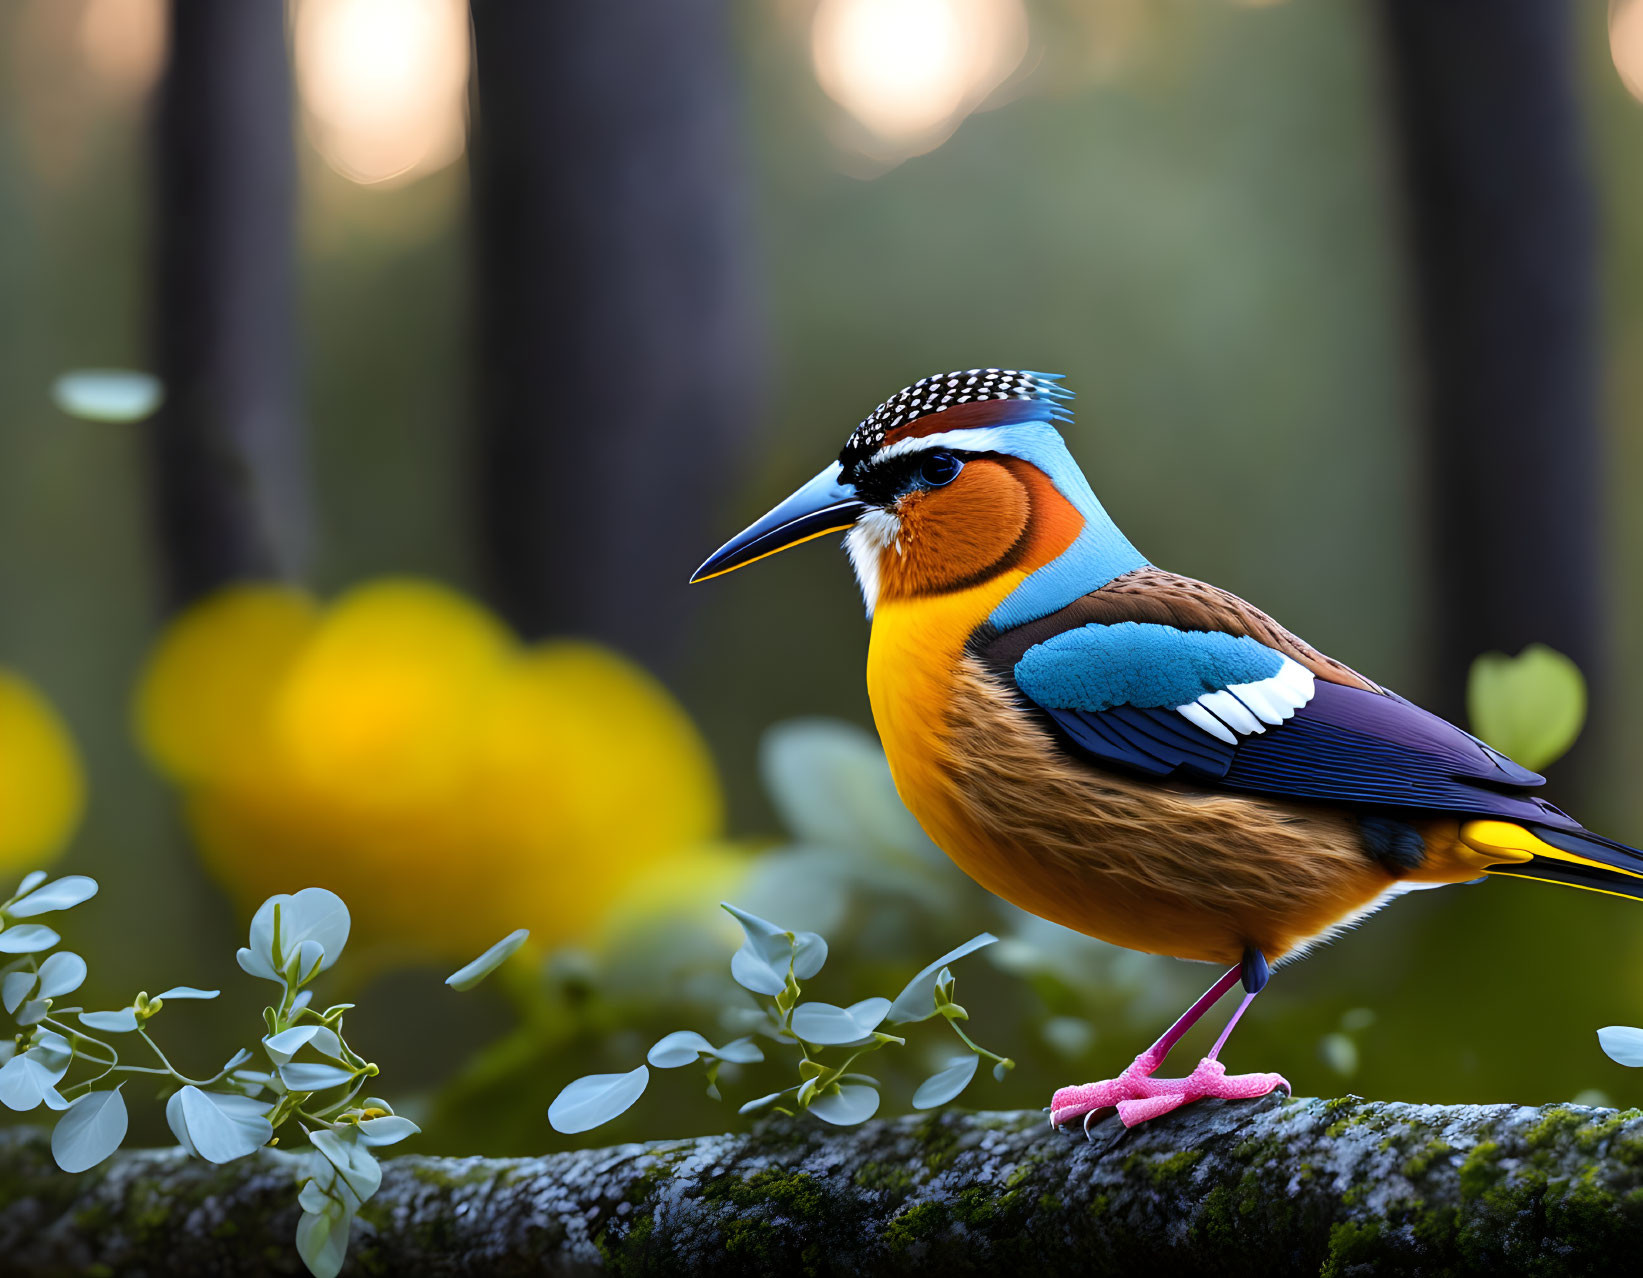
[0,669,86,873]
[134,584,320,788]
[135,579,733,964]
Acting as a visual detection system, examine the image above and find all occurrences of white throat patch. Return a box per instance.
[844,508,901,617]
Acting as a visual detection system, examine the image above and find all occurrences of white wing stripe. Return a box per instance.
[1174,656,1316,744]
[1178,701,1238,745]
[1199,689,1264,735]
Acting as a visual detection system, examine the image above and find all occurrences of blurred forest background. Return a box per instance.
[5,0,1643,1153]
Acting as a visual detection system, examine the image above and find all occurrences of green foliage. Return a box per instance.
[1467,644,1587,772]
[547,903,1013,1134]
[0,870,524,1278]
[445,928,530,991]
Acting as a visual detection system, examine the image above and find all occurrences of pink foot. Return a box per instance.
[1051,1055,1289,1130]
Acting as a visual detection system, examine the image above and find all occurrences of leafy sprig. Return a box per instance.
[0,871,526,1278]
[548,903,1012,1133]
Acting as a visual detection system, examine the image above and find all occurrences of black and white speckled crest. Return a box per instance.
[837,369,1072,476]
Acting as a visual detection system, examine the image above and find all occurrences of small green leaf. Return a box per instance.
[738,1087,798,1116]
[244,889,350,984]
[166,1086,274,1163]
[791,997,891,1045]
[808,1083,880,1126]
[79,1008,140,1034]
[51,370,163,422]
[713,1037,764,1065]
[0,1032,72,1112]
[280,1062,356,1091]
[2,970,36,1014]
[153,985,218,1001]
[311,1127,383,1205]
[1467,644,1587,772]
[445,928,530,991]
[1599,1025,1643,1067]
[7,875,97,918]
[548,1065,648,1134]
[264,1025,328,1064]
[911,1055,979,1109]
[886,934,998,1024]
[648,1030,716,1068]
[355,1115,419,1147]
[0,925,61,955]
[722,903,827,993]
[37,952,87,1000]
[296,1199,351,1278]
[52,1086,128,1172]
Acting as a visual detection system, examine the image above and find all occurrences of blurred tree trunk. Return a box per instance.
[1376,1,1604,739]
[147,0,307,611]
[468,0,761,668]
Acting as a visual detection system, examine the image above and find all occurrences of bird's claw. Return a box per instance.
[1051,1055,1289,1131]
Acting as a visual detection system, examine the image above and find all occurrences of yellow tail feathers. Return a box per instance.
[1464,819,1643,902]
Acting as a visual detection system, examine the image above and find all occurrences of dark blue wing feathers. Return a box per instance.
[1031,671,1574,828]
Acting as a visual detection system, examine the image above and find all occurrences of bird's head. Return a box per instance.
[691,369,1144,620]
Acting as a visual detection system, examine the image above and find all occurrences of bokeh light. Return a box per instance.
[292,0,469,188]
[1613,0,1643,104]
[0,671,86,874]
[810,0,1027,157]
[77,0,166,96]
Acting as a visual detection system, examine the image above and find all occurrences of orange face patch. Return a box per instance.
[876,458,1084,602]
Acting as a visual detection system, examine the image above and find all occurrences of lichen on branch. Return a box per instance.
[5,1096,1643,1275]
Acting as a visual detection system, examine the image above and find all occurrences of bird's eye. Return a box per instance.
[919,451,963,488]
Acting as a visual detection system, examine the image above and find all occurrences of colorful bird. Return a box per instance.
[692,369,1641,1129]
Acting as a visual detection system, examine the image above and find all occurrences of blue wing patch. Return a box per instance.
[1012,624,1569,828]
[1014,622,1285,713]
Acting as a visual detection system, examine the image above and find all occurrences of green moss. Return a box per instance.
[1232,1132,1285,1169]
[883,1201,950,1253]
[1408,1201,1459,1251]
[1144,1149,1203,1186]
[702,1169,827,1221]
[625,1157,683,1205]
[1577,1109,1643,1154]
[1525,1106,1582,1150]
[408,1161,495,1191]
[1458,1141,1503,1199]
[1195,1185,1236,1250]
[1402,1138,1453,1180]
[1320,1220,1384,1278]
[853,1161,914,1195]
[722,1217,783,1265]
[72,1201,116,1233]
[126,1183,172,1240]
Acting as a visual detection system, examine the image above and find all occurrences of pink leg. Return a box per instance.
[1050,966,1288,1131]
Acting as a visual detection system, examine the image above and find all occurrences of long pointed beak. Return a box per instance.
[691,461,867,583]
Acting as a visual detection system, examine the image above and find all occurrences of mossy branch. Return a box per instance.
[4,1096,1643,1275]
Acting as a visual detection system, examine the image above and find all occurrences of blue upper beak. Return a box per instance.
[690,462,867,583]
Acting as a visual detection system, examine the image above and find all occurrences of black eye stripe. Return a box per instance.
[850,449,974,504]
